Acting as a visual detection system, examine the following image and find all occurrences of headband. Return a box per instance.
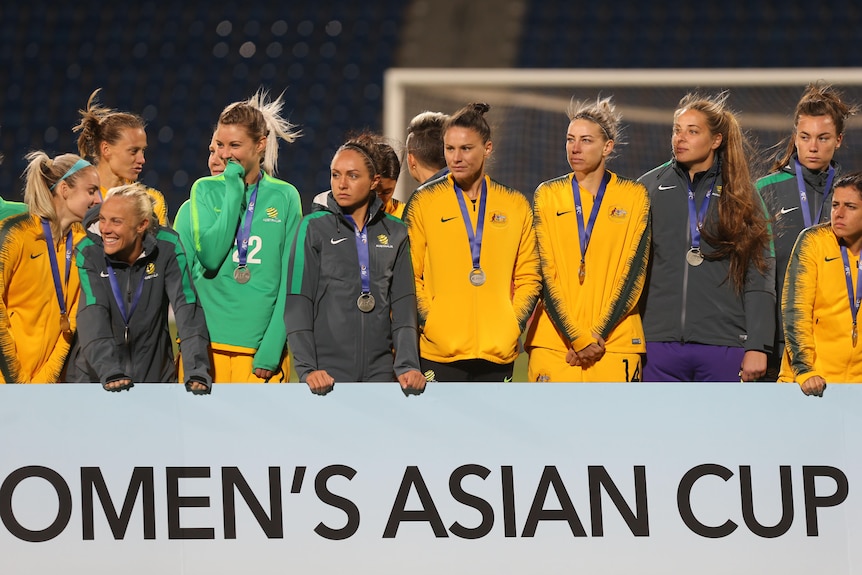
[50,159,93,191]
[339,143,378,175]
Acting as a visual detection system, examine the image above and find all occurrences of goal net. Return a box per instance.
[383,68,862,202]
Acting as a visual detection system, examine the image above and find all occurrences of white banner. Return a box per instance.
[0,382,859,574]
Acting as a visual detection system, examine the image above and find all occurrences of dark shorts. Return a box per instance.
[420,358,514,382]
[643,342,745,382]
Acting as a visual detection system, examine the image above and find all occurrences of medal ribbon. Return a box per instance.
[40,219,73,320]
[794,159,835,229]
[687,168,720,251]
[105,259,146,340]
[571,171,610,267]
[345,215,371,295]
[453,178,488,271]
[235,172,261,267]
[840,245,862,343]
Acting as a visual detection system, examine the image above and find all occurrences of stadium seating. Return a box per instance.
[1,2,860,214]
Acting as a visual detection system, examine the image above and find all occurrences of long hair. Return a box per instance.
[769,82,859,172]
[22,151,96,237]
[677,92,770,292]
[73,88,145,163]
[218,88,302,176]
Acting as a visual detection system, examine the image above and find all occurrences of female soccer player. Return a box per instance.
[757,82,858,379]
[175,89,302,383]
[70,184,211,391]
[403,102,541,382]
[285,134,424,394]
[639,91,775,382]
[0,152,99,382]
[405,110,450,185]
[74,88,169,225]
[525,96,650,382]
[375,141,405,218]
[779,172,862,395]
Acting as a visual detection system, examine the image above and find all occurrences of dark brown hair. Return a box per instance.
[444,102,491,143]
[769,82,859,172]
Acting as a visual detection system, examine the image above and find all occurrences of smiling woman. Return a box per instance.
[68,183,211,392]
[173,88,303,384]
[0,152,99,383]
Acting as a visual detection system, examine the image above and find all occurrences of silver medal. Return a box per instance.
[469,268,486,286]
[686,248,704,267]
[234,265,251,284]
[357,292,375,312]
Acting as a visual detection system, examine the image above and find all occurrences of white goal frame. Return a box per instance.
[383,67,862,200]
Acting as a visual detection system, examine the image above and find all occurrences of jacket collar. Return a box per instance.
[671,153,722,185]
[788,153,840,191]
[324,191,385,226]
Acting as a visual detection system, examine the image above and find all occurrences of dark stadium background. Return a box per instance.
[1,1,860,216]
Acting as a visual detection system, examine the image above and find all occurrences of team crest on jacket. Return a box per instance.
[490,211,508,228]
[263,206,282,222]
[607,205,628,221]
[145,262,158,279]
[375,234,394,249]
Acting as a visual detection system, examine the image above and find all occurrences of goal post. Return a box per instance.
[383,68,862,202]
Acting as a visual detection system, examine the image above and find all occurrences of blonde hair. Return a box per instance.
[23,151,96,237]
[103,183,158,235]
[567,95,624,158]
[218,88,302,175]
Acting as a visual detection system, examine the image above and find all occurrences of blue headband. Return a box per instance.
[50,159,92,191]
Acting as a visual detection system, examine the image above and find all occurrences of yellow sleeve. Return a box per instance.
[533,178,592,351]
[404,190,430,328]
[781,228,822,383]
[511,191,541,334]
[0,222,24,382]
[592,181,651,339]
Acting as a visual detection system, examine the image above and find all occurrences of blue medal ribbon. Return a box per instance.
[235,172,262,267]
[453,178,488,273]
[344,214,371,295]
[686,169,720,252]
[105,259,146,344]
[794,159,835,229]
[840,245,862,347]
[571,171,610,282]
[40,219,73,331]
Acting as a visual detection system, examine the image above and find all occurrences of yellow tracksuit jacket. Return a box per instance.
[403,174,541,364]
